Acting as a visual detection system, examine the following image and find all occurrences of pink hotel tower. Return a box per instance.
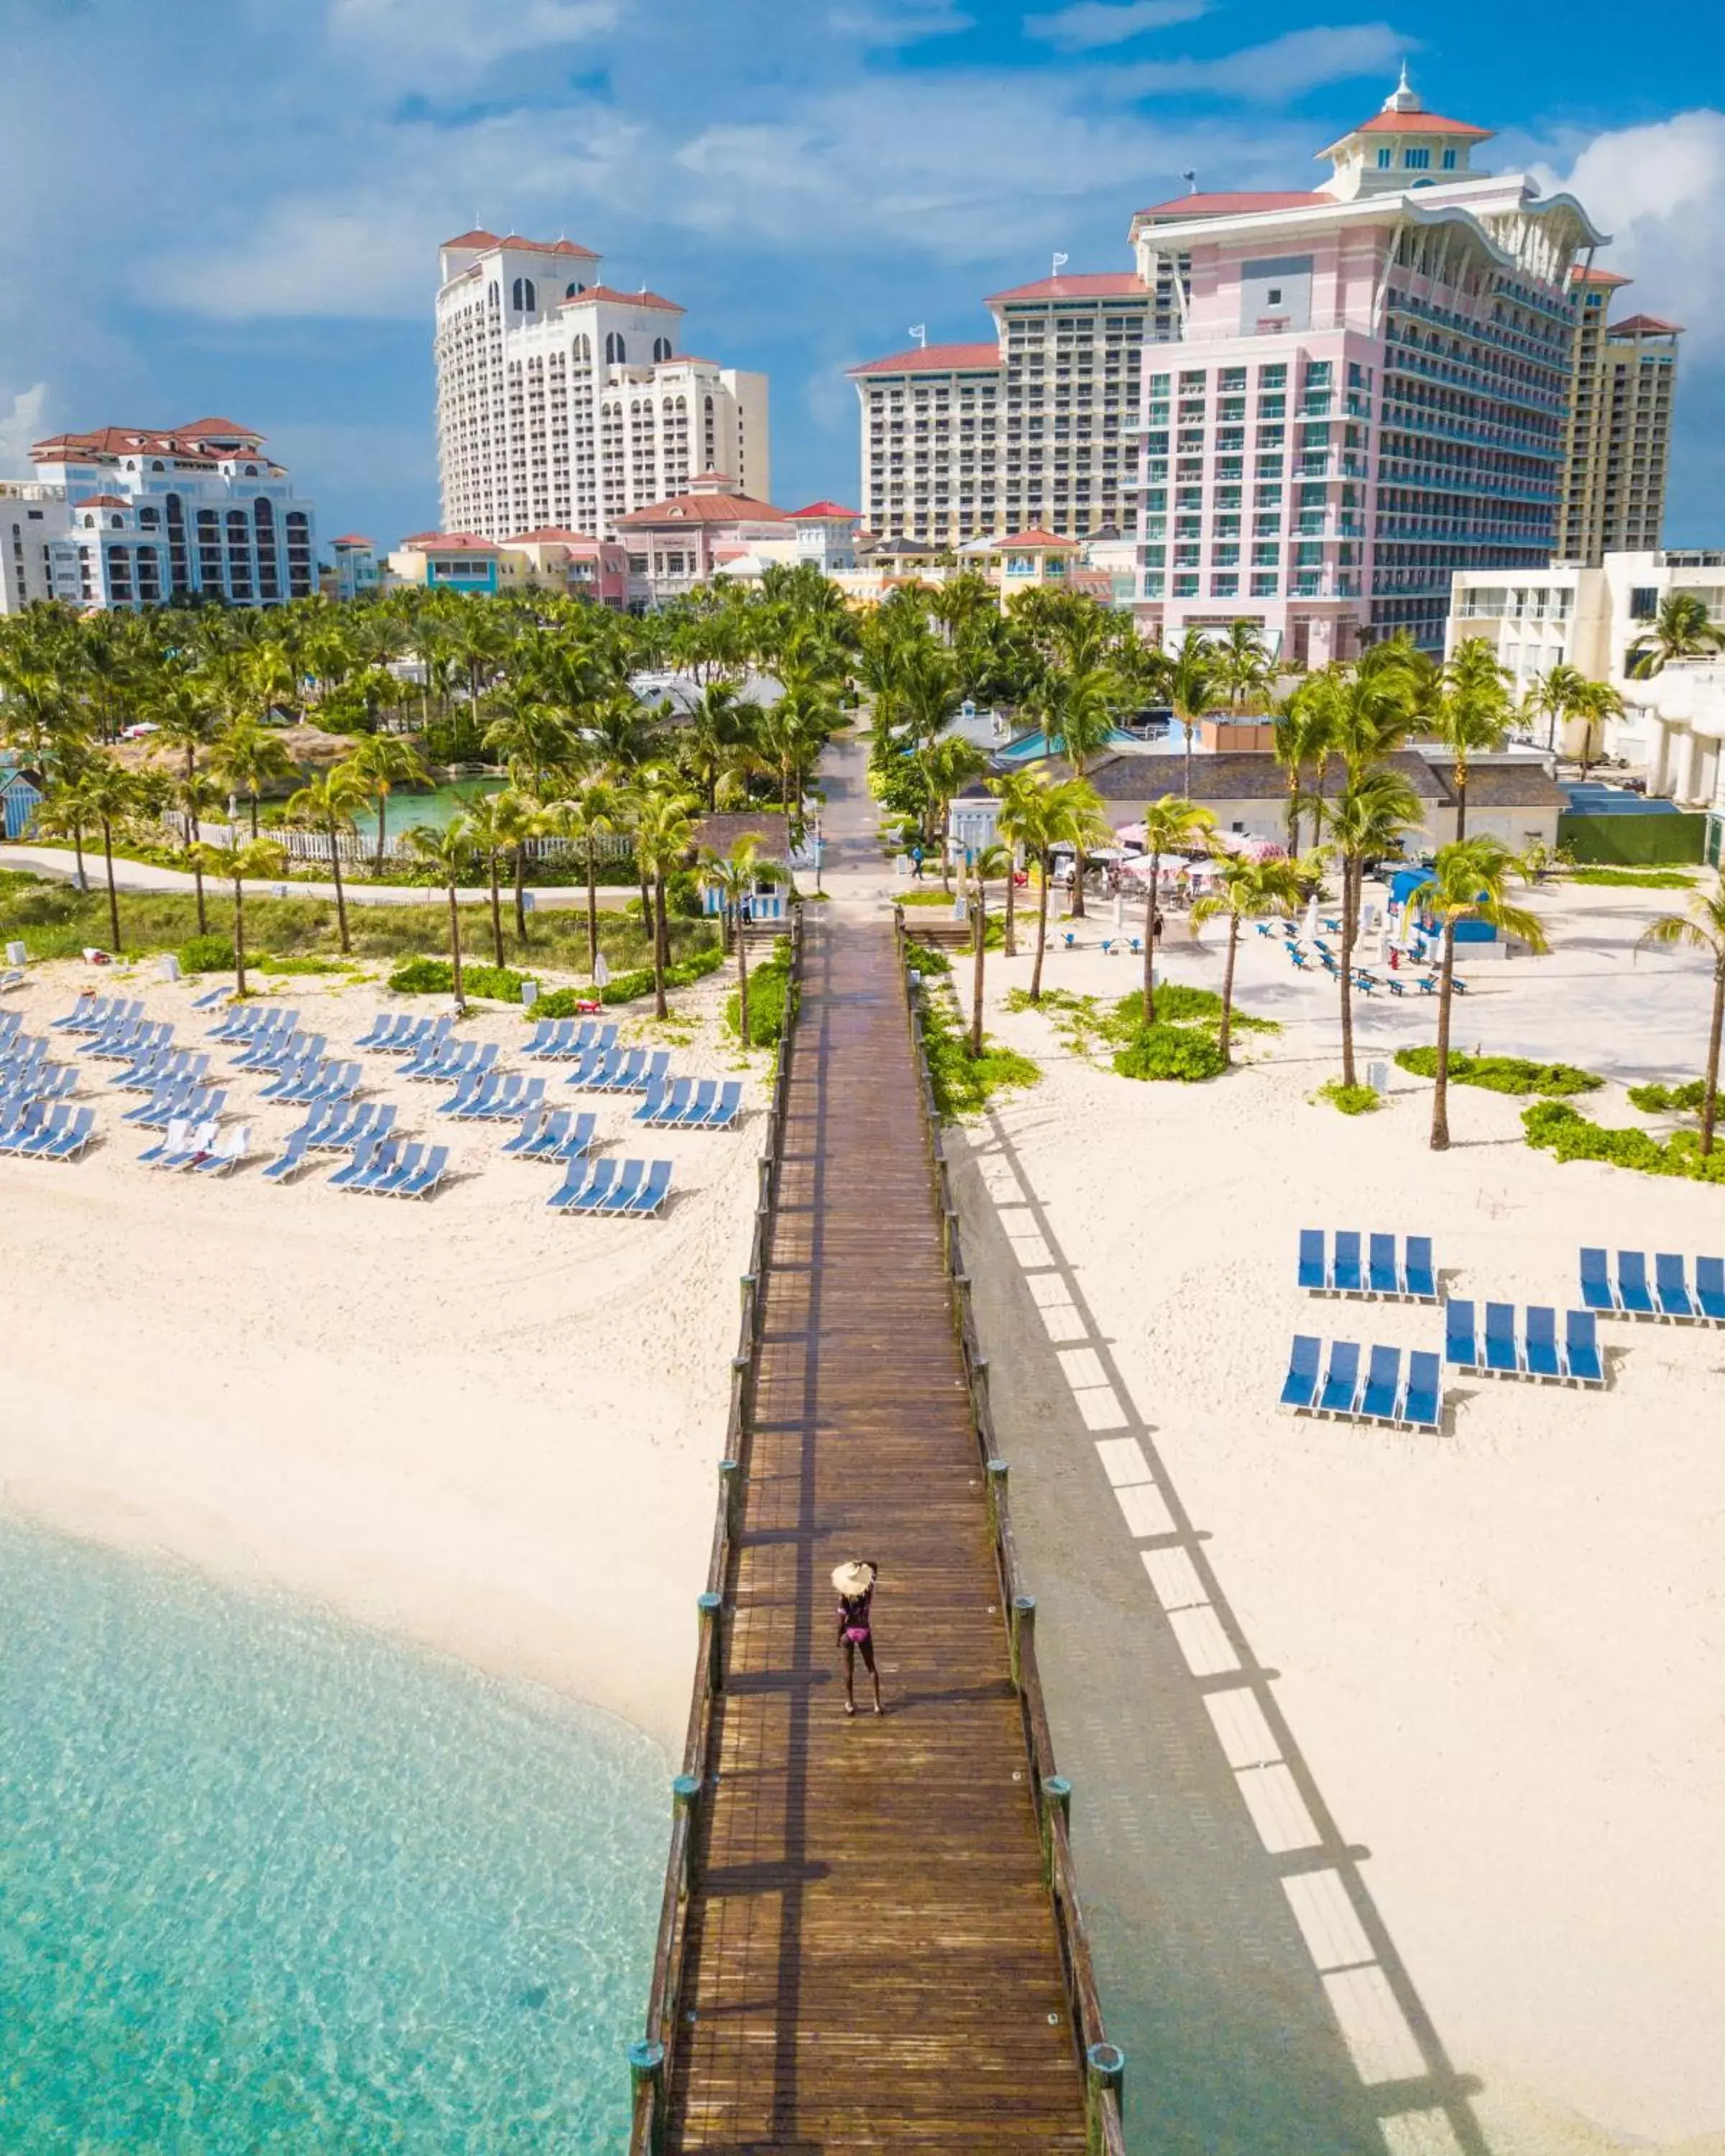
[1128,74,1606,660]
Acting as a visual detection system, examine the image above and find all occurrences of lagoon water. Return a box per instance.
[0,1519,665,2152]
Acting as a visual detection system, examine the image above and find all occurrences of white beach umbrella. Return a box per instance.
[594,952,611,986]
[1302,896,1320,941]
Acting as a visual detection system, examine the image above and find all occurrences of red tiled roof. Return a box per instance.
[32,420,267,462]
[616,489,790,528]
[178,416,260,438]
[1001,527,1079,548]
[442,229,502,249]
[331,533,372,546]
[847,341,1000,377]
[791,500,861,520]
[1572,266,1632,286]
[559,283,681,312]
[1348,109,1490,139]
[986,270,1149,304]
[75,494,130,510]
[1610,313,1683,334]
[1135,191,1323,220]
[506,527,607,545]
[397,530,501,552]
[444,231,599,257]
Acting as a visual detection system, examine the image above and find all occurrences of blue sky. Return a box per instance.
[2,0,1721,547]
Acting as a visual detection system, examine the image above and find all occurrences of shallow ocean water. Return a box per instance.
[0,1519,666,2152]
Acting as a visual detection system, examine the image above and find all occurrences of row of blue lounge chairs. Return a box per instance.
[633,1077,741,1130]
[355,1011,451,1055]
[566,1046,671,1095]
[1445,1300,1606,1386]
[1282,1338,1442,1430]
[208,1002,300,1045]
[0,1102,96,1160]
[440,1071,543,1121]
[52,992,142,1034]
[258,1056,361,1107]
[546,1156,672,1217]
[138,1118,250,1174]
[1299,1230,1437,1302]
[111,1046,207,1093]
[1579,1247,1725,1325]
[126,1082,225,1130]
[327,1135,448,1199]
[523,1017,617,1061]
[501,1109,595,1163]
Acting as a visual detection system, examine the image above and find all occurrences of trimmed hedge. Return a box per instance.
[179,934,236,973]
[1558,810,1708,866]
[530,941,726,1017]
[1523,1100,1725,1183]
[726,939,796,1046]
[1113,1023,1226,1082]
[1627,1079,1708,1114]
[388,957,537,1000]
[1394,1046,1602,1097]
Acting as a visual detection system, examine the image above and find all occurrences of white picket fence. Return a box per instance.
[162,816,635,869]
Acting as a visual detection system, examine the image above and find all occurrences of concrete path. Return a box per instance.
[1,844,635,911]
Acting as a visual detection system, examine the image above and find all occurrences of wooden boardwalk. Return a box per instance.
[663,908,1089,2152]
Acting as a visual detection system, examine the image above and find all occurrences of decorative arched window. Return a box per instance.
[511,276,537,313]
[572,333,591,361]
[566,281,584,299]
[487,282,500,306]
[151,459,165,471]
[605,331,627,364]
[652,336,673,363]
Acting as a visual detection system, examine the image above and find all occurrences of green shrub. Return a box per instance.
[1108,984,1278,1038]
[529,940,726,1016]
[1627,1079,1709,1114]
[1522,1100,1725,1182]
[1394,1046,1602,1096]
[255,954,356,976]
[919,988,1039,1116]
[178,932,236,973]
[388,956,537,1000]
[900,888,965,908]
[1568,867,1696,890]
[1315,1079,1381,1115]
[903,938,952,977]
[726,941,797,1046]
[1113,1023,1227,1082]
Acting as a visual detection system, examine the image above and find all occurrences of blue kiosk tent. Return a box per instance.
[1,760,44,841]
[1389,865,1500,955]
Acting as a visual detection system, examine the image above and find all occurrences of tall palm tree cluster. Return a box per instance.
[0,570,853,995]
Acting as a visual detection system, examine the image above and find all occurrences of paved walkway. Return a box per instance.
[663,745,1088,2150]
[0,844,636,911]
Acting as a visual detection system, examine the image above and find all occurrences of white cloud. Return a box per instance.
[1121,22,1407,103]
[1537,110,1725,354]
[1024,0,1210,53]
[0,383,48,470]
[326,0,623,88]
[829,0,972,40]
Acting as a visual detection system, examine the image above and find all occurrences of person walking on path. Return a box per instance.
[833,1559,883,1716]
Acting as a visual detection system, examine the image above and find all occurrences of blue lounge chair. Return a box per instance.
[502,1107,552,1156]
[1400,1351,1441,1432]
[137,1115,190,1167]
[590,1049,645,1094]
[1697,1256,1725,1325]
[1523,1306,1562,1381]
[1616,1250,1656,1318]
[0,1102,46,1153]
[1445,1298,1478,1370]
[394,1146,449,1200]
[1563,1309,1606,1387]
[549,1157,616,1214]
[188,984,229,1011]
[635,1077,684,1126]
[1578,1248,1616,1314]
[1655,1253,1697,1322]
[328,1137,383,1189]
[34,1106,95,1161]
[1368,1233,1399,1298]
[193,1124,250,1176]
[354,1011,397,1049]
[595,1159,647,1214]
[553,1111,597,1161]
[15,1105,75,1158]
[1332,1230,1364,1296]
[1483,1301,1520,1376]
[524,1018,569,1059]
[633,1050,671,1095]
[1403,1236,1437,1304]
[625,1160,673,1217]
[1416,975,1438,996]
[701,1082,744,1133]
[1297,1228,1327,1292]
[1360,1344,1401,1422]
[1318,1340,1361,1417]
[674,1080,719,1130]
[262,1130,312,1183]
[369,1143,427,1197]
[154,1118,221,1171]
[51,992,100,1031]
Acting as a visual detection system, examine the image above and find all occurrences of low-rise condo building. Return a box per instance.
[434,231,768,543]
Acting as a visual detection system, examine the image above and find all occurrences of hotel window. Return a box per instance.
[1219,367,1246,392]
[1442,149,1458,170]
[1173,573,1198,597]
[1250,572,1279,596]
[1210,572,1238,597]
[1377,147,1394,169]
[1258,364,1287,388]
[1179,370,1205,390]
[1213,544,1240,567]
[1404,147,1431,170]
[1143,571,1166,599]
[1252,541,1279,566]
[1174,543,1200,568]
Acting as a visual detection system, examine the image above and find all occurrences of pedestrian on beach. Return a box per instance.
[832,1558,883,1715]
[911,845,925,880]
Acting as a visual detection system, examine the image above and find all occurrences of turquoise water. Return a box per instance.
[380,782,505,837]
[0,1519,666,2152]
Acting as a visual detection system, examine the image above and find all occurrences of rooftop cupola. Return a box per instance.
[1315,70,1493,201]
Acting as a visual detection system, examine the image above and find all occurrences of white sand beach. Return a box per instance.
[0,962,765,1747]
[949,878,1725,2151]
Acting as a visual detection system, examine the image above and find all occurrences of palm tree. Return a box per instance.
[1422,838,1550,1149]
[551,776,623,979]
[494,787,545,943]
[1569,678,1626,780]
[914,734,989,892]
[1192,853,1305,1065]
[147,676,218,824]
[1527,661,1588,758]
[208,717,297,838]
[1271,678,1336,853]
[1320,762,1422,1087]
[1637,871,1725,1157]
[1036,660,1118,916]
[458,790,515,966]
[1015,773,1108,1003]
[284,765,369,954]
[990,769,1047,959]
[1134,794,1218,1021]
[1629,593,1725,678]
[684,681,763,810]
[177,771,224,934]
[192,834,288,998]
[403,816,478,1013]
[78,758,138,953]
[345,734,431,872]
[483,694,574,801]
[1432,638,1513,842]
[965,842,1013,1058]
[1214,619,1274,711]
[632,786,696,1018]
[1167,636,1218,798]
[699,834,765,1044]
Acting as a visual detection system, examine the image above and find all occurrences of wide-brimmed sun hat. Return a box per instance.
[831,1560,875,1598]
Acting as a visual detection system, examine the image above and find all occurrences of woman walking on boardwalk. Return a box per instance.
[833,1559,883,1716]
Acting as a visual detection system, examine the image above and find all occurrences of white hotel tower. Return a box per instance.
[434,231,769,543]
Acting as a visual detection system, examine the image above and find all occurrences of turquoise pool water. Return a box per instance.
[0,1519,666,2152]
[379,780,505,837]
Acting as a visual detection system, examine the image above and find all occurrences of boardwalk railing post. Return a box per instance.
[986,1457,1008,1539]
[718,1458,740,1545]
[731,1353,753,1435]
[971,1354,990,1428]
[698,1590,723,1697]
[1085,2042,1126,2156]
[1009,1591,1036,1692]
[740,1273,758,1345]
[628,2040,666,2155]
[1040,1774,1071,1886]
